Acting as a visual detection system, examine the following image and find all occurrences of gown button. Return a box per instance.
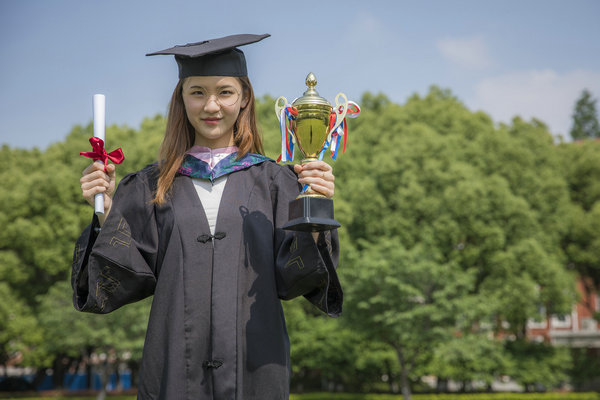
[203,360,223,369]
[197,234,212,243]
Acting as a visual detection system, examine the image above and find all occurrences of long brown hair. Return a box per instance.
[153,76,264,205]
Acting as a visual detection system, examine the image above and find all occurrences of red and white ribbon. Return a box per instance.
[277,104,298,163]
[325,101,361,160]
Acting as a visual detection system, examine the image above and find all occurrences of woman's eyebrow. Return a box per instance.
[187,85,235,90]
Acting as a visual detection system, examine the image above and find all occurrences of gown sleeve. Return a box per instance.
[271,165,343,317]
[71,167,158,314]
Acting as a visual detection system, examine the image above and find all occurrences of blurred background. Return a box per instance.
[1,1,600,399]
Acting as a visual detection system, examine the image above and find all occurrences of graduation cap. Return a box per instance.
[146,33,270,79]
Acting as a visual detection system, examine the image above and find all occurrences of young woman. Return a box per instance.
[73,34,342,400]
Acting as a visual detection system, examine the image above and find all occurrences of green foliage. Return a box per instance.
[33,280,151,364]
[330,86,578,395]
[570,89,600,140]
[504,340,571,391]
[569,348,600,387]
[0,283,42,366]
[560,139,600,212]
[284,300,365,391]
[558,139,600,289]
[255,94,283,160]
[360,92,391,113]
[429,334,512,386]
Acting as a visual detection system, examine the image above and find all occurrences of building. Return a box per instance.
[528,277,600,347]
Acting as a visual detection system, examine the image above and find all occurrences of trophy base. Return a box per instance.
[282,196,341,232]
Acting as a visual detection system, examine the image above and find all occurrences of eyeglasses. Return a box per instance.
[188,87,241,107]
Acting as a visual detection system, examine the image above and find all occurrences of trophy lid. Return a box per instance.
[292,73,331,108]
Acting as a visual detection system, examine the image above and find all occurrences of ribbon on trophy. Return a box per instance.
[80,137,125,172]
[319,101,361,161]
[277,104,298,163]
[276,101,361,163]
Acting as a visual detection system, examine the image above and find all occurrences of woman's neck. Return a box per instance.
[193,133,235,149]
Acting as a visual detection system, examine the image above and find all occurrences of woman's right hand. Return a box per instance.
[80,162,116,225]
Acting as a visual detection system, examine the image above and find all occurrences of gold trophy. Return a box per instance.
[275,72,349,232]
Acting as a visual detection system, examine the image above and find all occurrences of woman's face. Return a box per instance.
[182,76,248,148]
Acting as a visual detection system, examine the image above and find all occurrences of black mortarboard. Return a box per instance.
[146,33,270,78]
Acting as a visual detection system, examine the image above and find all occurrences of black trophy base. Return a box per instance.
[282,196,341,232]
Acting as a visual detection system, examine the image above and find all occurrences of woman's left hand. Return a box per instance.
[293,161,335,198]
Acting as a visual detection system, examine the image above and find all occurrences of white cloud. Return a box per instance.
[468,69,600,137]
[437,36,491,69]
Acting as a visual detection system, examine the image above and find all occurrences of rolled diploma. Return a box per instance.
[93,94,105,216]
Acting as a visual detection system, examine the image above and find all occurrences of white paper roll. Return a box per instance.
[93,94,106,216]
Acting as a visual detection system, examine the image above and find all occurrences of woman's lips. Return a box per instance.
[202,117,221,125]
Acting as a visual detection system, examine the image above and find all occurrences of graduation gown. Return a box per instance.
[71,159,342,400]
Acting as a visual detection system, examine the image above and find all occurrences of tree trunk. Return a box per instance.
[97,388,107,400]
[115,364,121,390]
[385,359,399,394]
[394,346,412,400]
[127,360,138,390]
[436,377,448,392]
[32,368,47,389]
[52,354,68,389]
[96,361,108,400]
[86,346,94,390]
[461,380,469,392]
[401,381,412,400]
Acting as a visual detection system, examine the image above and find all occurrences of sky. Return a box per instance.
[1,0,599,149]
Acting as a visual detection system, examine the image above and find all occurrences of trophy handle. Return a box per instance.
[275,96,288,122]
[329,92,349,134]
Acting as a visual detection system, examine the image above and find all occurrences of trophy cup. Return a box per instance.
[275,72,353,232]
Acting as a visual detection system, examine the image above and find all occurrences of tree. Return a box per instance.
[359,92,391,113]
[334,87,575,398]
[505,340,571,391]
[428,333,513,391]
[283,301,366,392]
[0,283,42,368]
[570,89,600,140]
[559,139,600,290]
[0,118,164,307]
[342,239,480,399]
[34,280,151,395]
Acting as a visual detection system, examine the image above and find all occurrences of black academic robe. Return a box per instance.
[71,160,342,400]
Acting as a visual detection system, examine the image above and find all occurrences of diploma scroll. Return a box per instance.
[93,94,105,216]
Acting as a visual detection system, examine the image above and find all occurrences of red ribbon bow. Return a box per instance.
[80,137,124,171]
